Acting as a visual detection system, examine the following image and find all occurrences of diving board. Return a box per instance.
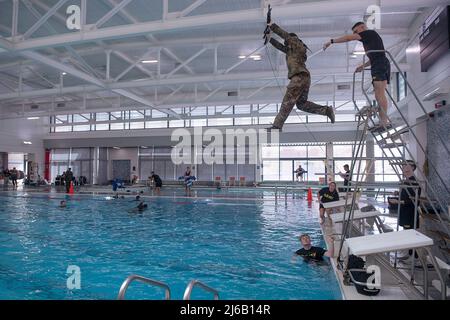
[331,210,380,223]
[345,229,433,256]
[321,199,349,209]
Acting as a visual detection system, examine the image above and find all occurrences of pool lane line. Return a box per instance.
[0,190,310,205]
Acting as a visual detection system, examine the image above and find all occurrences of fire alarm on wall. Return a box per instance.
[435,100,447,109]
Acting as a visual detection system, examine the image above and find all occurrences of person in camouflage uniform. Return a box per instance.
[267,22,335,130]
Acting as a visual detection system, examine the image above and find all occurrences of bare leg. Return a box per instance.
[319,207,325,224]
[373,80,389,126]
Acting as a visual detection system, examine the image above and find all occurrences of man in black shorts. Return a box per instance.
[318,181,340,224]
[150,171,162,195]
[323,22,391,131]
[293,234,334,261]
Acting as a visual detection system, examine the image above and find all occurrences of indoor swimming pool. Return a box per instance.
[0,191,342,300]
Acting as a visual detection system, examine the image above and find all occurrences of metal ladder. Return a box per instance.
[117,275,219,300]
[183,279,220,300]
[117,275,171,300]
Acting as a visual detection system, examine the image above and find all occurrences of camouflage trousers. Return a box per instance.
[273,73,329,129]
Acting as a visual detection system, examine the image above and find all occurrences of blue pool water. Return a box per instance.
[0,191,341,300]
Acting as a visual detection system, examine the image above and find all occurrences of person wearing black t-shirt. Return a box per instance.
[318,182,340,224]
[323,22,391,132]
[389,161,421,230]
[389,161,421,262]
[150,171,162,195]
[293,234,334,262]
[338,164,351,192]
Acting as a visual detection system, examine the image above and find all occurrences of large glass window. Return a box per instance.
[279,161,293,181]
[262,160,279,180]
[397,72,407,102]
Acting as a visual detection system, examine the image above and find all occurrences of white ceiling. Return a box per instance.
[0,0,445,118]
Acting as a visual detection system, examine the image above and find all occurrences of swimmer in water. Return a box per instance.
[137,201,148,212]
[59,200,67,208]
[135,195,141,201]
[292,234,334,262]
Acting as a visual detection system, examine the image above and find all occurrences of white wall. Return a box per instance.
[0,117,47,175]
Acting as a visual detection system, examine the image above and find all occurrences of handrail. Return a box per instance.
[117,275,171,300]
[183,280,219,300]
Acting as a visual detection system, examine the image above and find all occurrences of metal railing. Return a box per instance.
[117,275,171,300]
[183,280,219,300]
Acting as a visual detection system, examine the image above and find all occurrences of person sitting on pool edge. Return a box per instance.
[318,181,340,224]
[293,234,335,261]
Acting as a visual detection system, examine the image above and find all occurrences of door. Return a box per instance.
[112,160,131,182]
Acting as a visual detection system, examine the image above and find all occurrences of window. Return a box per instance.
[280,146,307,158]
[73,125,90,131]
[208,118,233,126]
[234,105,250,114]
[258,104,277,114]
[73,114,90,123]
[262,161,279,180]
[96,113,109,121]
[258,116,275,125]
[55,126,72,132]
[397,72,407,102]
[130,122,145,130]
[110,123,124,130]
[146,121,167,128]
[307,145,326,158]
[334,114,356,122]
[279,161,293,181]
[95,124,109,131]
[191,119,207,127]
[234,117,252,125]
[169,120,185,128]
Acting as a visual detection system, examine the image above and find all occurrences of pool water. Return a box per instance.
[0,191,342,300]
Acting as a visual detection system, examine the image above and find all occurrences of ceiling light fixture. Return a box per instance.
[141,60,158,64]
[352,51,366,55]
[62,72,67,75]
[112,146,120,149]
[23,141,32,145]
[27,117,40,120]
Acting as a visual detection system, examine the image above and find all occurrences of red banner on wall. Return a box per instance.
[44,149,50,181]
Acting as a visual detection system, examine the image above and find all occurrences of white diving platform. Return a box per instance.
[331,210,380,223]
[321,199,348,209]
[345,229,433,256]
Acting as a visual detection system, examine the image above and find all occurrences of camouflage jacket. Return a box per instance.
[269,23,309,79]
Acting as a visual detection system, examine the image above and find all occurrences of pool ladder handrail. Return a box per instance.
[117,274,171,300]
[183,280,220,300]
